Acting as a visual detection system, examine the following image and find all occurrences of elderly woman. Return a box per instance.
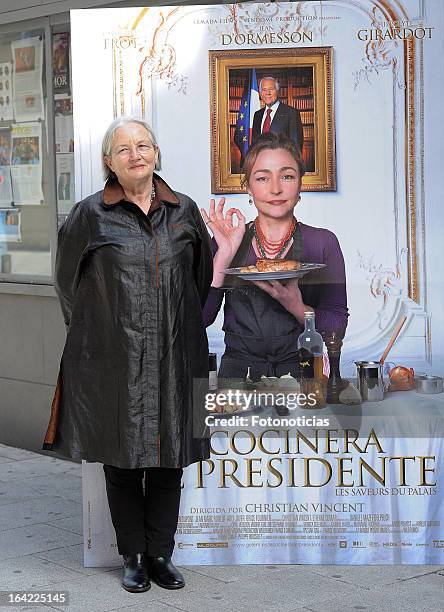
[202,132,348,380]
[43,117,212,593]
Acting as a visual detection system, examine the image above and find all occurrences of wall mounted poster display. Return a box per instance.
[11,37,44,122]
[70,1,444,566]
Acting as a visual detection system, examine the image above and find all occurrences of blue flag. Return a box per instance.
[234,73,252,166]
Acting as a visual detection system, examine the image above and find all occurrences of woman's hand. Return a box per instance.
[201,198,246,262]
[201,199,246,288]
[252,278,312,323]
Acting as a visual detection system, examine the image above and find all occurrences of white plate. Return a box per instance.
[224,262,326,281]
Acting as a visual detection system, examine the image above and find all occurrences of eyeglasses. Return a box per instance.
[112,143,155,158]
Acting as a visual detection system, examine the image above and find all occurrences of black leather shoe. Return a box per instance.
[122,553,151,593]
[146,556,185,589]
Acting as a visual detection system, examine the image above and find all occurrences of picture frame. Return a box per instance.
[209,47,336,194]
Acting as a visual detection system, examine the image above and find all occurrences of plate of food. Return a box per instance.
[224,259,326,281]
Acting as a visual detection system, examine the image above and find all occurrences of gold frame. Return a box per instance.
[209,47,336,194]
[375,0,418,304]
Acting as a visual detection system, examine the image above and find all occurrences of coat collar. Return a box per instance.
[103,173,180,210]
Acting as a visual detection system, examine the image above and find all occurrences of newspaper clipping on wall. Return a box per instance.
[0,128,13,207]
[56,153,75,213]
[0,62,13,122]
[0,208,21,242]
[53,33,70,96]
[55,98,74,153]
[10,122,43,205]
[11,37,44,122]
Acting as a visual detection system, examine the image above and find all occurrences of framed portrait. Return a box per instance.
[209,47,335,194]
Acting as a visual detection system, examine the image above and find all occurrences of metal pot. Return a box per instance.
[355,361,384,402]
[415,375,443,394]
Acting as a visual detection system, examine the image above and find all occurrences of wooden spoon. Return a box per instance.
[379,315,407,364]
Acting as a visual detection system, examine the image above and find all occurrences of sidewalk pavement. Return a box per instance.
[0,443,443,612]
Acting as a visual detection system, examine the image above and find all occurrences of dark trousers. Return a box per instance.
[103,464,183,557]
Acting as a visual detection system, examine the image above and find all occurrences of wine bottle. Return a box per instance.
[298,311,323,360]
[297,311,325,407]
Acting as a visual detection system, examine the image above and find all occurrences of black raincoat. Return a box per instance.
[43,174,212,469]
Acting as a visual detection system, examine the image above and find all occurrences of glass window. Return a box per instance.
[0,25,53,280]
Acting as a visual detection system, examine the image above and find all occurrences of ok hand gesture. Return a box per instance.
[201,198,246,264]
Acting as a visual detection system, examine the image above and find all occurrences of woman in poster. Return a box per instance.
[202,132,348,380]
[43,117,212,593]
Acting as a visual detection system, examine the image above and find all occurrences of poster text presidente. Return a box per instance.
[195,429,437,489]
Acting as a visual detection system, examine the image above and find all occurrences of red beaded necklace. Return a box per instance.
[254,216,296,257]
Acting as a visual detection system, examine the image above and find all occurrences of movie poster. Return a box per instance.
[71,1,443,566]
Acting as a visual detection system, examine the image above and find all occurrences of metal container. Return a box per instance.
[355,360,384,402]
[415,375,443,394]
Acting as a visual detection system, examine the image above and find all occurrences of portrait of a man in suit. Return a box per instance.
[212,48,334,192]
[251,76,304,154]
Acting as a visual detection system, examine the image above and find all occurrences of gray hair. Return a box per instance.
[259,76,280,92]
[101,115,162,181]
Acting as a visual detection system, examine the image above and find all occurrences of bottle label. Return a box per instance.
[299,348,315,378]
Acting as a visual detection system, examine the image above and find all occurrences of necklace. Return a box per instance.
[149,183,156,204]
[254,217,297,258]
[124,183,156,209]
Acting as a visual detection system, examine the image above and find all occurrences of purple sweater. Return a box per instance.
[203,222,348,338]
